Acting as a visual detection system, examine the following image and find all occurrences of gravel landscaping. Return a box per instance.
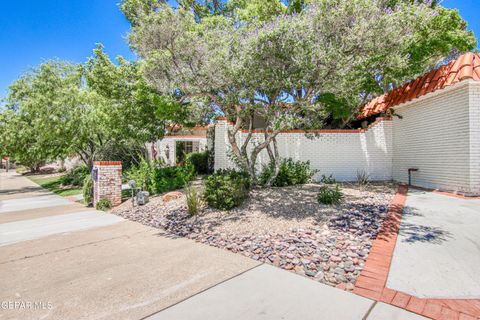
[112,182,397,289]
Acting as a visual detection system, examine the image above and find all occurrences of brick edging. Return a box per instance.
[351,185,480,319]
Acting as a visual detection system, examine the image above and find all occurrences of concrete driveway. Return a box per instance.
[0,170,425,319]
[387,189,480,298]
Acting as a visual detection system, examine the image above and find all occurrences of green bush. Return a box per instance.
[83,174,93,206]
[150,163,195,194]
[126,158,195,195]
[259,158,316,187]
[321,174,337,184]
[186,151,210,175]
[95,198,111,211]
[204,169,250,210]
[60,165,89,186]
[317,185,343,205]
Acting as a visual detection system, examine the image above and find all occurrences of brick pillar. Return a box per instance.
[92,161,122,208]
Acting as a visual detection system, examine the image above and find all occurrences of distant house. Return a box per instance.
[147,125,211,166]
[214,52,480,196]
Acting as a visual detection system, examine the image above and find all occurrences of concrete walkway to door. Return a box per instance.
[0,170,426,319]
[387,189,480,298]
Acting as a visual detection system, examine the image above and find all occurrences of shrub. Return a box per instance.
[126,159,195,195]
[125,158,152,191]
[204,169,250,210]
[185,183,203,215]
[96,198,111,211]
[186,151,210,174]
[317,185,343,205]
[321,174,337,184]
[60,165,89,186]
[83,174,93,206]
[150,163,195,194]
[259,158,316,187]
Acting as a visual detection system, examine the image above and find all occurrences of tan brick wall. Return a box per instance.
[92,161,122,207]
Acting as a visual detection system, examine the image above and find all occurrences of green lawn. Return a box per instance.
[28,175,83,197]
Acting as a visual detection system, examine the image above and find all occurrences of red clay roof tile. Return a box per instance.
[358,53,480,119]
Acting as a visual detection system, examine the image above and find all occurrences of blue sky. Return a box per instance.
[0,0,478,99]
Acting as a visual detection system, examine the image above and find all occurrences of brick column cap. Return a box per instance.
[93,161,122,166]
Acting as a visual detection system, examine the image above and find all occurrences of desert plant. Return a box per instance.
[83,174,93,206]
[260,158,316,187]
[317,185,343,205]
[185,183,203,215]
[204,169,250,210]
[321,174,337,184]
[95,198,111,211]
[356,170,370,190]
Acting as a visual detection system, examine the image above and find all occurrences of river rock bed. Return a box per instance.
[112,183,396,289]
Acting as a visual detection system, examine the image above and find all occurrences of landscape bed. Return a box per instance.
[112,182,397,289]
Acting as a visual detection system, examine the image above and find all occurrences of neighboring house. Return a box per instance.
[147,125,210,166]
[214,52,480,196]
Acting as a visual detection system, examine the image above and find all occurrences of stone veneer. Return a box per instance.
[92,161,122,208]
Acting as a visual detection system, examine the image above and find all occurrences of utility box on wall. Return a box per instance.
[92,161,122,208]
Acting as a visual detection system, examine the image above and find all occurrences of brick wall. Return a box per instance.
[92,161,122,207]
[214,118,393,181]
[469,81,480,194]
[392,80,478,195]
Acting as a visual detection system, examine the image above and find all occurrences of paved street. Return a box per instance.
[0,171,425,319]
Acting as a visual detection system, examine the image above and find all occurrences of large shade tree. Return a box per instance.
[126,0,476,180]
[0,46,195,170]
[1,61,82,171]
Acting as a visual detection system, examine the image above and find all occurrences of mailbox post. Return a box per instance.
[92,161,122,208]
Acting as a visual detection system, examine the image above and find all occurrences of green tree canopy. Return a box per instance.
[1,46,198,170]
[128,0,476,180]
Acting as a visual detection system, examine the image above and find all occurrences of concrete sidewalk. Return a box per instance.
[148,264,426,320]
[0,170,425,319]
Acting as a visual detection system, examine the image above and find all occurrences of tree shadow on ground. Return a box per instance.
[0,186,48,196]
[399,205,452,244]
[196,182,396,237]
[374,202,452,244]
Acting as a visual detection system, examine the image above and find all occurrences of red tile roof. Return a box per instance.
[358,52,480,120]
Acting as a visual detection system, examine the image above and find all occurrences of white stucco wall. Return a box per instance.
[392,80,479,195]
[214,119,393,181]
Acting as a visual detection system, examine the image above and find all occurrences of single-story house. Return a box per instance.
[149,53,479,196]
[214,52,480,196]
[147,125,210,166]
